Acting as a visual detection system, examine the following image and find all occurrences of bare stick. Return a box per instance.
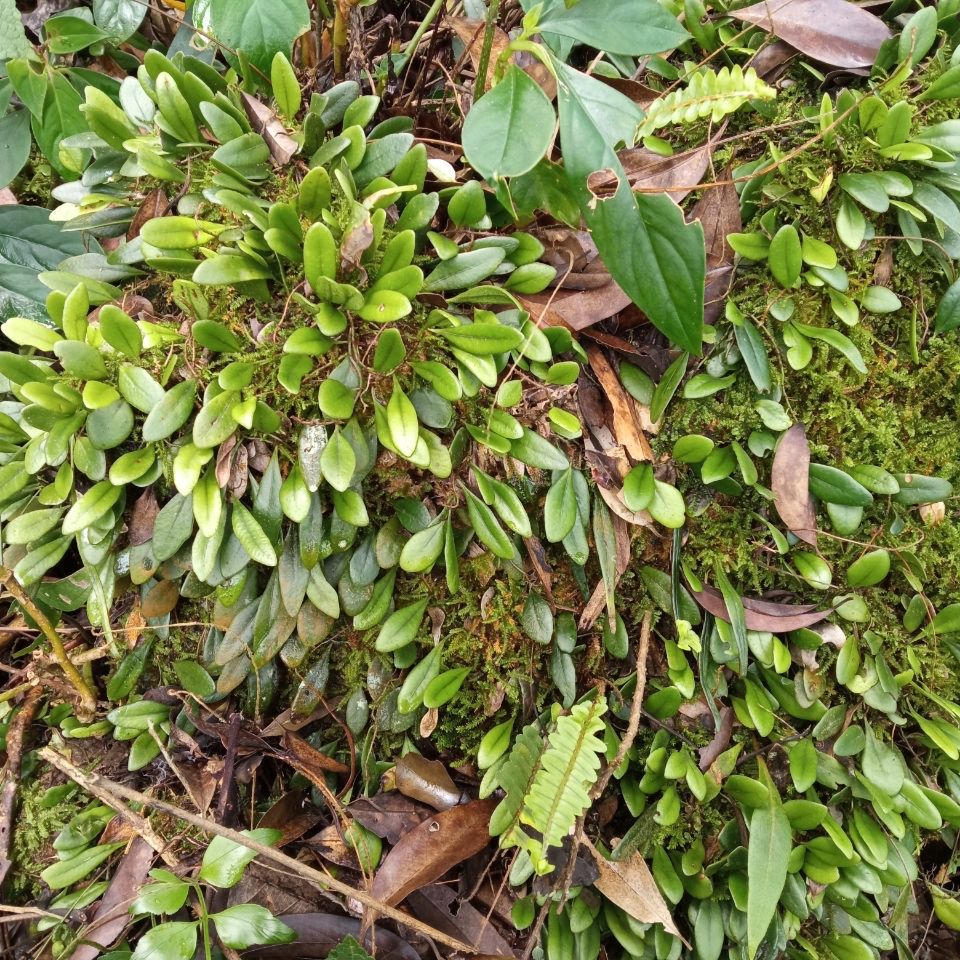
[0,569,97,717]
[39,748,482,955]
[591,609,651,801]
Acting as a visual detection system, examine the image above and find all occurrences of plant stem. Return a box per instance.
[398,0,446,75]
[474,0,502,98]
[194,884,213,960]
[0,568,97,718]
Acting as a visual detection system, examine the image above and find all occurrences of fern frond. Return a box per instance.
[492,699,607,875]
[489,720,548,840]
[638,66,776,137]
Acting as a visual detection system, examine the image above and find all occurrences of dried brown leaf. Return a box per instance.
[735,0,891,68]
[128,488,158,546]
[691,174,740,325]
[347,793,432,845]
[370,798,496,907]
[141,579,179,619]
[241,92,298,166]
[71,838,155,960]
[691,584,829,633]
[395,754,460,811]
[771,423,817,545]
[520,283,633,332]
[585,838,681,938]
[126,188,169,241]
[407,884,516,957]
[244,914,418,960]
[586,345,653,464]
[280,730,350,777]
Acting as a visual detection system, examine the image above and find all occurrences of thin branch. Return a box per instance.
[39,748,483,955]
[591,609,651,801]
[0,569,96,718]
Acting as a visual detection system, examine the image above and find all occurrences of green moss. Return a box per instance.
[9,781,85,904]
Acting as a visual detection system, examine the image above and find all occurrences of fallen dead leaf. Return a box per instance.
[691,584,829,633]
[734,0,891,68]
[128,488,158,546]
[407,884,516,957]
[395,753,460,811]
[347,793,432,845]
[244,913,418,960]
[370,798,496,907]
[520,283,633,332]
[279,730,350,777]
[690,173,740,326]
[241,92,298,166]
[586,346,653,464]
[141,580,179,619]
[585,837,682,938]
[771,423,818,545]
[126,188,169,241]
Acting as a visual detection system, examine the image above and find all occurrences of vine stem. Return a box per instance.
[0,568,96,719]
[474,0,502,98]
[38,748,482,955]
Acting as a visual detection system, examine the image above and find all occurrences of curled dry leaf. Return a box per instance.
[395,753,460,811]
[370,798,497,907]
[128,488,159,546]
[279,730,350,777]
[584,838,682,939]
[407,884,515,957]
[771,423,817,545]
[586,345,653,464]
[749,40,800,82]
[241,92,299,166]
[698,705,735,772]
[691,583,829,633]
[734,0,891,69]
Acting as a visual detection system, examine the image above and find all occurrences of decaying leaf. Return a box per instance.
[279,730,350,778]
[586,346,653,465]
[690,175,740,325]
[370,798,496,906]
[734,0,891,69]
[520,282,633,332]
[241,92,299,166]
[126,188,169,241]
[691,583,829,633]
[394,753,460,811]
[347,793,432,845]
[406,884,515,957]
[585,838,681,938]
[243,913,418,960]
[771,423,817,545]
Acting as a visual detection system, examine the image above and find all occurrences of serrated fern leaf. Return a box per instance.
[639,66,776,137]
[489,721,548,839]
[493,700,607,875]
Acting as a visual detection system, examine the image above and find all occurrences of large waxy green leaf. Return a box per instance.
[130,922,197,960]
[746,765,791,959]
[536,0,689,55]
[192,0,310,74]
[210,905,296,950]
[462,66,555,182]
[554,60,704,354]
[232,501,278,566]
[0,207,94,321]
